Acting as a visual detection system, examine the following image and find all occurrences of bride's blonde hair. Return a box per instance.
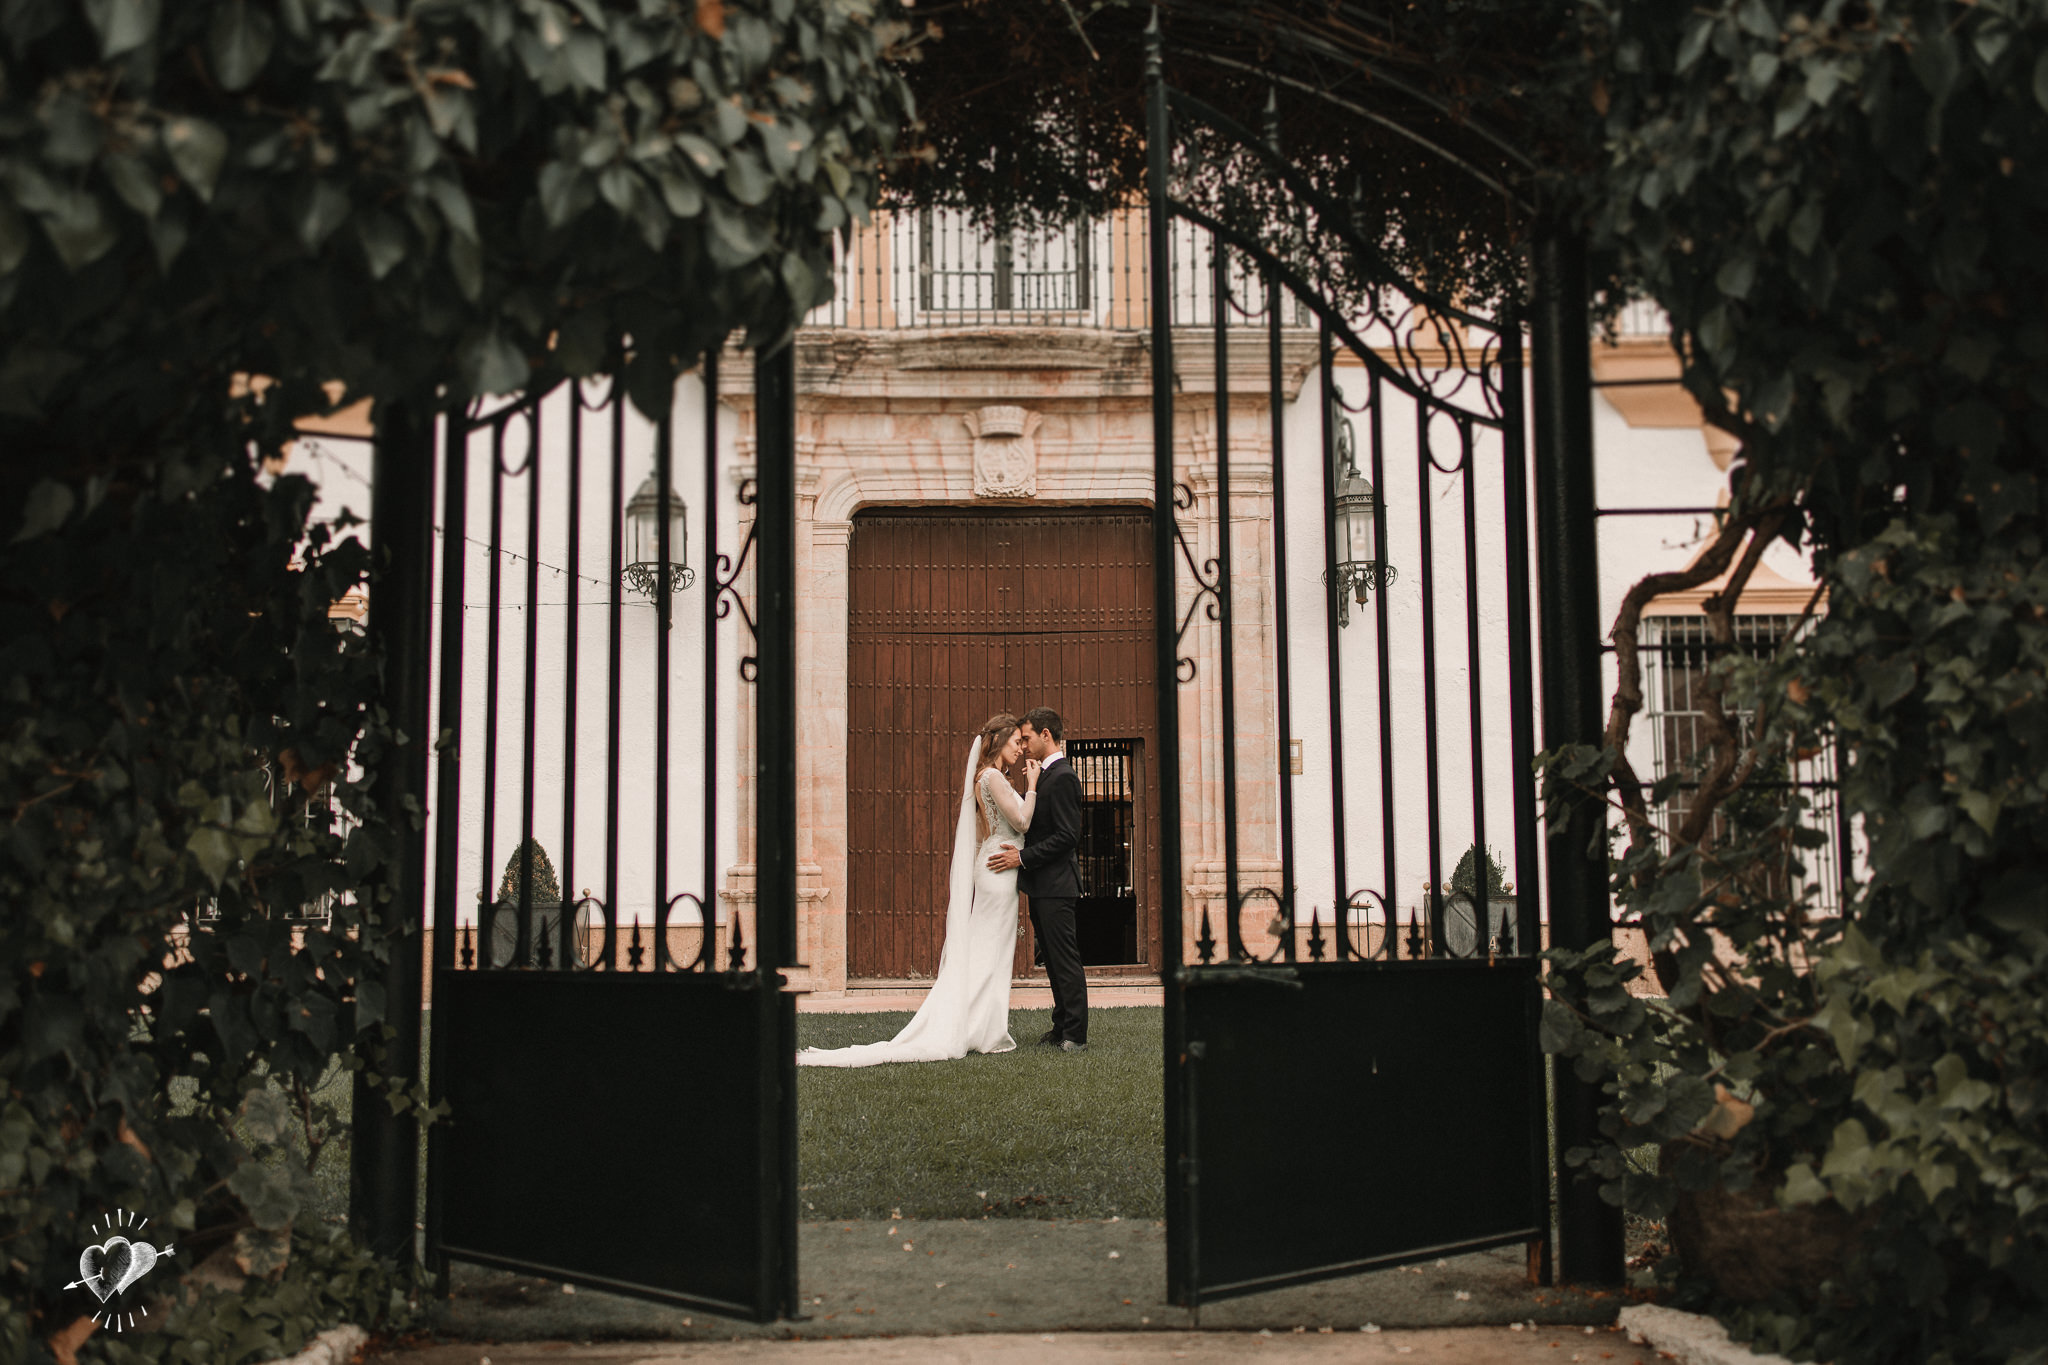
[973,713,1019,840]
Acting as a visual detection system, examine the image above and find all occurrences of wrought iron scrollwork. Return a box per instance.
[1229,885,1289,965]
[1162,90,1511,425]
[623,560,695,597]
[655,891,728,973]
[1332,889,1394,961]
[1171,481,1220,683]
[718,477,761,682]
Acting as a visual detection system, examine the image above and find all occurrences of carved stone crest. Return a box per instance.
[964,405,1041,499]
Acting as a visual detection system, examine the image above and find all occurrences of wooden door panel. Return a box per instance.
[847,511,1158,979]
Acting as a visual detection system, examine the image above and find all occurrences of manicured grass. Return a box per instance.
[167,1008,1166,1230]
[797,1007,1164,1223]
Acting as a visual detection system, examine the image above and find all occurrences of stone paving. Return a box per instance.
[420,1219,1623,1345]
[369,1325,1654,1364]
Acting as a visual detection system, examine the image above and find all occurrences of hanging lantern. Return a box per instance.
[1328,387,1393,627]
[623,474,693,600]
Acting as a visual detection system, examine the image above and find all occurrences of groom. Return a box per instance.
[986,707,1088,1052]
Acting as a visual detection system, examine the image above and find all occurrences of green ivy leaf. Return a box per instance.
[12,478,76,543]
[1956,788,2001,834]
[163,118,230,203]
[101,152,162,220]
[1778,1162,1829,1208]
[1539,998,1581,1054]
[564,30,607,91]
[34,184,119,270]
[209,0,276,91]
[187,825,238,887]
[538,161,587,228]
[427,177,477,242]
[298,180,351,251]
[462,326,529,397]
[1715,253,1757,300]
[86,0,160,59]
[240,1087,291,1145]
[0,197,27,274]
[227,1159,300,1231]
[355,212,407,279]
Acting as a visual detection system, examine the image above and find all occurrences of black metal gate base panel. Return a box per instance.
[434,971,795,1322]
[1178,961,1546,1305]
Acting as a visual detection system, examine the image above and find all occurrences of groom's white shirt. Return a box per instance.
[1041,751,1065,770]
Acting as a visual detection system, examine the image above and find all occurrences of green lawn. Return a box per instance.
[797,1008,1164,1222]
[184,1007,1164,1229]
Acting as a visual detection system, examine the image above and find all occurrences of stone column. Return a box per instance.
[790,453,840,991]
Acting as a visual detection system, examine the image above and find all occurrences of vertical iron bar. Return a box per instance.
[1532,226,1624,1284]
[1147,10,1193,1312]
[1460,418,1489,954]
[562,390,582,967]
[1500,319,1543,958]
[1212,240,1242,961]
[754,347,797,974]
[703,351,722,966]
[654,408,675,970]
[604,392,627,969]
[478,422,506,958]
[517,409,542,969]
[1367,369,1396,958]
[350,400,433,1262]
[1316,326,1351,955]
[1266,267,1300,956]
[1416,406,1445,955]
[424,411,467,1286]
[753,341,801,1319]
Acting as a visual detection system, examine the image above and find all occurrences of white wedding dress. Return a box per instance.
[798,737,1028,1067]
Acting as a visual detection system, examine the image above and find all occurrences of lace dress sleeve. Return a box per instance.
[979,769,1036,832]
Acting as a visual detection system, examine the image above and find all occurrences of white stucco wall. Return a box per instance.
[297,374,747,937]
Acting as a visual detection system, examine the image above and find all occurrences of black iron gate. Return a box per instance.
[420,350,801,1320]
[1145,24,1580,1307]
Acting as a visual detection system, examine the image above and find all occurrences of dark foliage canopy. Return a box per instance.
[888,0,1592,307]
[0,4,912,1361]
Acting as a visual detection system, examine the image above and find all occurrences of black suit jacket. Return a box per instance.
[1018,758,1083,900]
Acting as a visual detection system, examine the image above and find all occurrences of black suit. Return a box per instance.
[1020,755,1087,1043]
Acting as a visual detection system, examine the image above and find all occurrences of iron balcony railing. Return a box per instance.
[805,208,1309,331]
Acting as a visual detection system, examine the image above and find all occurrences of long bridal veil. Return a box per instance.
[797,735,997,1067]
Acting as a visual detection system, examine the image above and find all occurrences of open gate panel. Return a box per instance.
[1178,961,1546,1300]
[434,971,795,1321]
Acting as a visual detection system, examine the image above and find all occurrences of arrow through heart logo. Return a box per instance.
[67,1209,177,1331]
[79,1236,160,1301]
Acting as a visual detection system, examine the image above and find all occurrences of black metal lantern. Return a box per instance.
[623,474,693,599]
[1329,387,1393,626]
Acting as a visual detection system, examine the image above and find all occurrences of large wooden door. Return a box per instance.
[846,509,1160,979]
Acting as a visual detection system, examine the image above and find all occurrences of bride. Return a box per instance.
[798,713,1039,1067]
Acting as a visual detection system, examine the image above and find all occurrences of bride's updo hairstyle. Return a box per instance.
[976,713,1019,776]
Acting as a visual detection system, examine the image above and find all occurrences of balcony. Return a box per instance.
[804,208,1308,332]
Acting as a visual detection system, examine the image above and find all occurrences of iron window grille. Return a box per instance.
[1066,738,1137,900]
[1642,613,1844,913]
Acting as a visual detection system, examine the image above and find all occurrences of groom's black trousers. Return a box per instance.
[1028,895,1088,1044]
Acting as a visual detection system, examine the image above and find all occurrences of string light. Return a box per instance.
[432,523,621,593]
